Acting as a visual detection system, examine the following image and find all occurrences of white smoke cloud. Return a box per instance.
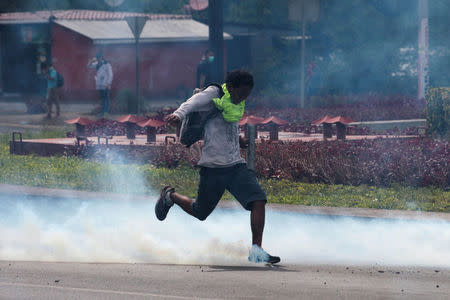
[1,194,449,267]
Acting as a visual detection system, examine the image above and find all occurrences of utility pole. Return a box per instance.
[135,38,140,113]
[288,0,319,108]
[417,0,429,100]
[208,0,224,83]
[300,6,306,109]
[125,16,148,115]
[40,0,54,61]
[246,125,256,171]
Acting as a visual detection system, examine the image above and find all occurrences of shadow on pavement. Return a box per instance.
[206,264,296,272]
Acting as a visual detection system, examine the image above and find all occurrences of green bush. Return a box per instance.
[112,89,137,114]
[426,87,449,138]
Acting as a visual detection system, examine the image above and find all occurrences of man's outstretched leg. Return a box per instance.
[156,167,226,221]
[155,178,223,222]
[171,191,196,216]
[155,186,201,220]
[248,200,281,264]
[155,186,197,220]
[155,186,175,221]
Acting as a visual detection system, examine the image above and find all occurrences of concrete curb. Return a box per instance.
[350,119,426,125]
[1,183,449,222]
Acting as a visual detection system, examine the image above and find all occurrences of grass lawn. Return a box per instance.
[1,131,448,212]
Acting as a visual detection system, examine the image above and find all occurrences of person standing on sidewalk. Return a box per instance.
[196,49,214,88]
[156,70,280,264]
[88,52,113,116]
[41,62,60,119]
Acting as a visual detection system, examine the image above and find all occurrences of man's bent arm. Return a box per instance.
[172,87,218,120]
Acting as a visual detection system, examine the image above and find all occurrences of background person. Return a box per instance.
[196,49,215,88]
[88,52,113,116]
[41,62,60,119]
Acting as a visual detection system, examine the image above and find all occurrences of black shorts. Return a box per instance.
[191,163,267,220]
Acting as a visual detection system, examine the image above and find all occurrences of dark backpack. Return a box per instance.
[56,72,64,87]
[179,83,224,147]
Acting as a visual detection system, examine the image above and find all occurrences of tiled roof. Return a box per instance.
[0,9,190,24]
[54,19,231,44]
[238,115,266,126]
[312,115,355,125]
[65,117,94,126]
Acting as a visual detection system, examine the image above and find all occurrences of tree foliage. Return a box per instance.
[426,87,449,138]
[224,0,289,26]
[1,0,448,95]
[307,0,418,94]
[227,0,449,95]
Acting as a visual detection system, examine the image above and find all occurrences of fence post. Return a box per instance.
[247,124,256,170]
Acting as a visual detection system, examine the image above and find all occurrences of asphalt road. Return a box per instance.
[0,261,448,300]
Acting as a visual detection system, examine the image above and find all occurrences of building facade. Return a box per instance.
[0,10,231,101]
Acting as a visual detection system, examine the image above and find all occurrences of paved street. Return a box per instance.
[0,261,448,300]
[1,185,449,299]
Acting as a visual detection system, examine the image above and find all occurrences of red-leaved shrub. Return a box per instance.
[253,138,449,188]
[147,138,449,188]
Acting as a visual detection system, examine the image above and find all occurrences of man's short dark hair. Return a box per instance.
[41,62,48,70]
[225,70,254,88]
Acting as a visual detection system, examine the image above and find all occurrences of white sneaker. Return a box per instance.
[248,245,280,264]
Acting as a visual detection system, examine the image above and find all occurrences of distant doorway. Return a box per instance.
[0,24,49,95]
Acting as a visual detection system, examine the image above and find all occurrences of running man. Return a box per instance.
[156,70,280,264]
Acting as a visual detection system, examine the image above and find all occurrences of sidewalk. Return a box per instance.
[0,101,95,114]
[0,99,179,133]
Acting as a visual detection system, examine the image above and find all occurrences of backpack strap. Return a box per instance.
[201,82,223,125]
[203,83,225,99]
[179,83,225,147]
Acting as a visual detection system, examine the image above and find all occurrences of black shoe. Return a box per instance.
[267,254,281,264]
[155,186,175,221]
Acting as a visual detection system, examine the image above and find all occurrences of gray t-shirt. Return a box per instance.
[173,86,245,168]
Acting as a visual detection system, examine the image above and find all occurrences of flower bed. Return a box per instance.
[254,138,449,188]
[248,94,425,135]
[69,96,425,137]
[151,138,449,188]
[247,94,425,122]
[67,116,170,137]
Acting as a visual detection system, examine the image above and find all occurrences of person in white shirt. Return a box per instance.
[88,52,113,115]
